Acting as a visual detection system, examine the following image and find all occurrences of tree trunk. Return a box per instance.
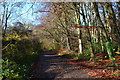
[81,3,95,61]
[73,3,83,54]
[109,3,120,49]
[66,37,71,50]
[93,2,115,66]
[77,28,82,54]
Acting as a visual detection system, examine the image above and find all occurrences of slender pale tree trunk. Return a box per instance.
[77,28,82,54]
[74,3,83,54]
[66,37,71,50]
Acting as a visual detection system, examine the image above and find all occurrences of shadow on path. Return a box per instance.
[29,50,92,80]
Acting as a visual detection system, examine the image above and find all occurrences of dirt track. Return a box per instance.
[30,50,92,79]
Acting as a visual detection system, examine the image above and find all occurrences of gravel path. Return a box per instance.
[30,51,92,80]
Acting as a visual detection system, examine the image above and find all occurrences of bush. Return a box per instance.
[2,59,29,80]
[77,54,90,61]
[2,32,43,79]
